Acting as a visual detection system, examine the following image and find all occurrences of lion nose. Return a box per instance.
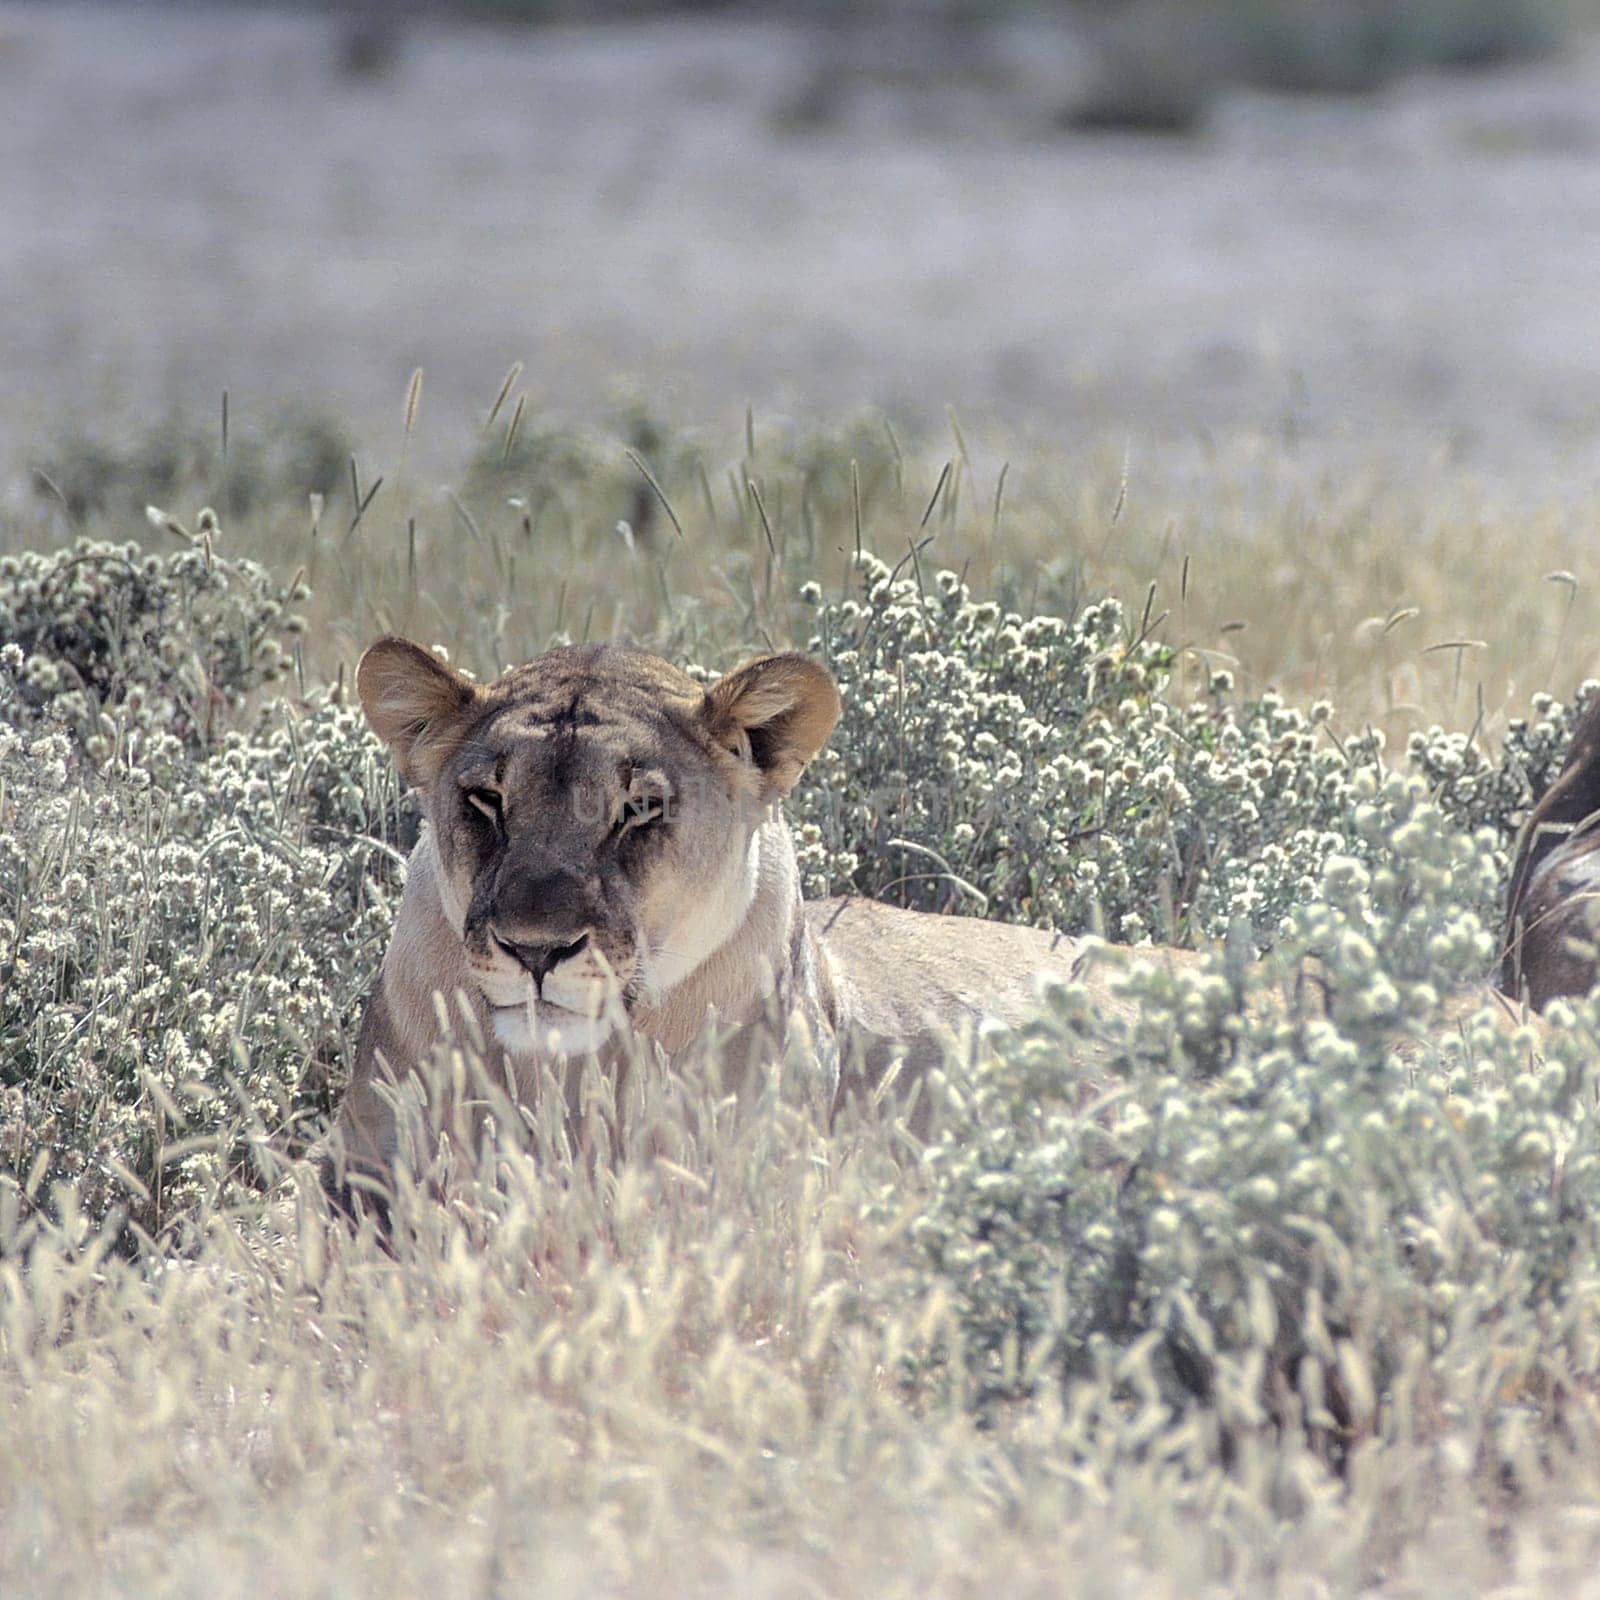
[493,932,589,990]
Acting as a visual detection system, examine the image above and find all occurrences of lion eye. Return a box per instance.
[465,787,503,830]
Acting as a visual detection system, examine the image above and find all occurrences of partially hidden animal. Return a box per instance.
[1502,693,1600,1009]
[325,637,1195,1194]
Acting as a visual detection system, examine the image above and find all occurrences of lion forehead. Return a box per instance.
[467,696,700,782]
[491,642,701,709]
[442,647,720,809]
[472,647,698,753]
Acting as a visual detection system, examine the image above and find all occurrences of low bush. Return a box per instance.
[914,773,1600,1482]
[0,537,407,1235]
[793,552,1582,952]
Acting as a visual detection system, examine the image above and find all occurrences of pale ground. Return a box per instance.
[4,1,1600,492]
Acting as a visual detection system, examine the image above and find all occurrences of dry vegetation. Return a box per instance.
[8,396,1600,1595]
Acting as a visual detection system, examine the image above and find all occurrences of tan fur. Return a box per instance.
[324,637,1201,1196]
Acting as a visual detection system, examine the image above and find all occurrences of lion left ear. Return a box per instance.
[700,652,840,798]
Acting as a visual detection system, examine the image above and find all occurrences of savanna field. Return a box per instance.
[11,391,1600,1598]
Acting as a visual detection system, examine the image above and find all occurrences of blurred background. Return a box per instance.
[4,0,1600,501]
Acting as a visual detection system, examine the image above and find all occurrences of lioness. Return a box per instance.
[1502,693,1600,1009]
[326,636,1191,1193]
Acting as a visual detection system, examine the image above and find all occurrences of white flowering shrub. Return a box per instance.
[1409,682,1599,840]
[0,697,407,1234]
[0,537,308,755]
[792,553,1393,948]
[0,542,410,1235]
[913,771,1600,1471]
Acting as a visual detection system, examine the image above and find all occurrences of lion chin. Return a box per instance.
[479,965,623,1059]
[489,1001,620,1058]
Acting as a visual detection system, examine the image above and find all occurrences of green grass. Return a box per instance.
[8,400,1600,1595]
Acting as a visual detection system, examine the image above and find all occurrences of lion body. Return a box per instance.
[327,636,1188,1188]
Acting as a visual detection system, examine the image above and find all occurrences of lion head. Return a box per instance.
[357,638,840,1056]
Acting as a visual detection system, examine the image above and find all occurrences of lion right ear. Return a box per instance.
[700,651,840,799]
[356,637,482,787]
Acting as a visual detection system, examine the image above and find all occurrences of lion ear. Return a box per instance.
[356,637,483,787]
[701,652,840,798]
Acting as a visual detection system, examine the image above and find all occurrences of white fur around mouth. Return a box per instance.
[489,997,619,1059]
